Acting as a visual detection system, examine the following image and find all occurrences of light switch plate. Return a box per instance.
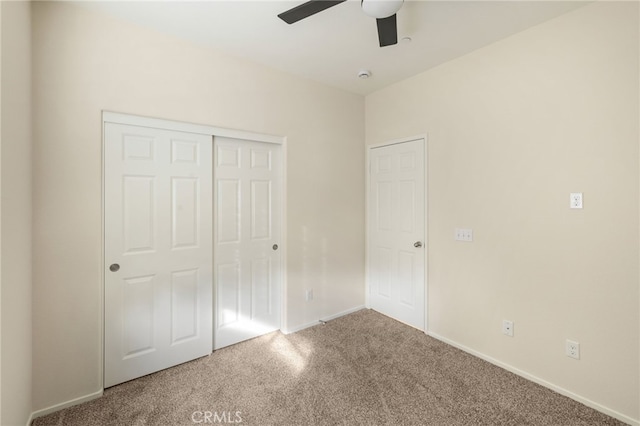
[455,228,473,242]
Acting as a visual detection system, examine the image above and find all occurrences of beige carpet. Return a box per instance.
[33,309,623,425]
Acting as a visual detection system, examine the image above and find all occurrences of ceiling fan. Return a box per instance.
[278,0,404,47]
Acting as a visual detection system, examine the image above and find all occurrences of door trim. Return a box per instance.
[365,134,428,332]
[101,111,287,389]
[103,111,284,145]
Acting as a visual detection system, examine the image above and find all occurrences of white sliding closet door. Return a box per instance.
[104,123,213,387]
[214,137,282,349]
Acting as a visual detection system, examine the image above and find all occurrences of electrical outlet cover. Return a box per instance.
[566,340,580,359]
[502,320,514,337]
[570,193,583,209]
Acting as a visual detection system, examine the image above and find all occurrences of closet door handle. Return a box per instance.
[109,263,120,272]
[414,241,423,248]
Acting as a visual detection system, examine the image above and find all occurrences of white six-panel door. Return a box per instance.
[104,123,213,387]
[214,137,282,350]
[368,139,425,330]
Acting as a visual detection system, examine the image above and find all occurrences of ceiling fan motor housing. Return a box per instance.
[278,0,402,48]
[361,0,404,19]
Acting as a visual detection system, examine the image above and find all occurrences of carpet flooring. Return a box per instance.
[32,309,624,425]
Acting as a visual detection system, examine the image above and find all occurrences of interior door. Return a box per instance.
[214,137,282,350]
[104,123,212,387]
[368,139,425,330]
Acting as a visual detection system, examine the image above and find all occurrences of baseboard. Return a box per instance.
[320,305,366,322]
[282,320,318,335]
[426,331,639,426]
[282,305,366,335]
[30,389,103,423]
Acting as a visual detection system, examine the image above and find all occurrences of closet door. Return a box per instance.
[214,137,282,349]
[104,123,212,387]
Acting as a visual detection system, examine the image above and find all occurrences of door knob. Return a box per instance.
[414,241,423,248]
[273,244,279,251]
[109,263,120,272]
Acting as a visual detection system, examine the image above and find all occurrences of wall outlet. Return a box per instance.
[455,228,473,242]
[305,289,313,302]
[566,340,580,359]
[502,320,514,337]
[570,192,583,209]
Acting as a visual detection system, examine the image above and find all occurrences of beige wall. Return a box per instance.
[366,2,639,422]
[31,1,364,413]
[1,1,3,417]
[26,0,640,422]
[1,1,33,425]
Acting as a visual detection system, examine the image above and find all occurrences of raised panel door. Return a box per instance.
[368,139,425,329]
[104,123,212,387]
[214,137,282,349]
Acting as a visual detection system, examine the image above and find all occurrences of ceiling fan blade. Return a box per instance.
[376,14,398,47]
[278,0,347,24]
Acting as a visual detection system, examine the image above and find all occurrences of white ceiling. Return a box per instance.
[75,1,588,95]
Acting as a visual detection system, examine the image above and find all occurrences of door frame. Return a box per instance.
[101,111,287,389]
[365,134,428,332]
